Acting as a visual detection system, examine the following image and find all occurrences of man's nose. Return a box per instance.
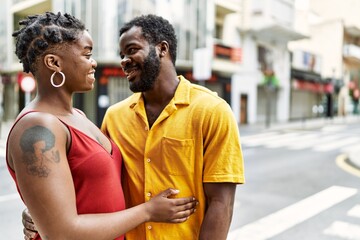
[120,56,130,69]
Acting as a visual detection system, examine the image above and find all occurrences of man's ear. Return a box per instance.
[158,41,169,58]
[43,54,62,72]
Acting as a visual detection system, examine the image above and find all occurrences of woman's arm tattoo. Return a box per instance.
[19,125,61,177]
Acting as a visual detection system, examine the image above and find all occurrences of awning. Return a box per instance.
[249,24,308,44]
[291,68,322,82]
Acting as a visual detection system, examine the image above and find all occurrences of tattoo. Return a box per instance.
[20,125,60,177]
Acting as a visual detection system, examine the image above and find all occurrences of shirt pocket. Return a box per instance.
[161,137,195,176]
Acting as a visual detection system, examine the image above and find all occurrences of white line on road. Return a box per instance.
[0,193,20,203]
[289,135,339,150]
[314,137,360,152]
[0,148,5,158]
[265,133,317,148]
[348,205,360,218]
[227,186,358,240]
[323,221,360,240]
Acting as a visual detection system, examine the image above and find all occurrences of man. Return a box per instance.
[102,14,244,240]
[23,14,244,240]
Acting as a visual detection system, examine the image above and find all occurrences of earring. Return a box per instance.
[50,71,65,88]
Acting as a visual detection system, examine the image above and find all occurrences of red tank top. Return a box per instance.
[6,111,125,240]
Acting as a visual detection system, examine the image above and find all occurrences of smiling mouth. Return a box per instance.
[125,69,137,81]
[88,71,95,79]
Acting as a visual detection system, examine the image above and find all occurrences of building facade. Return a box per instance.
[1,0,356,127]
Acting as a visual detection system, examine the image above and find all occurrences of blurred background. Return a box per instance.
[1,0,360,239]
[0,0,359,128]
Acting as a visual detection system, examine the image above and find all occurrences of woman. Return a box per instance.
[7,12,196,240]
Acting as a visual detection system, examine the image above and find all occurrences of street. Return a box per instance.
[229,120,360,240]
[1,119,360,239]
[0,153,25,239]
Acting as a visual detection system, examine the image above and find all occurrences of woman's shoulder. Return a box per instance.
[9,110,67,142]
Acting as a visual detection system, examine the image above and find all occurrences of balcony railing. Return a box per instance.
[343,44,360,61]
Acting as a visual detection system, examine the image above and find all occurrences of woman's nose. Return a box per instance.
[91,58,97,68]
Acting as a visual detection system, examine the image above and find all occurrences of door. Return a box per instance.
[240,94,248,124]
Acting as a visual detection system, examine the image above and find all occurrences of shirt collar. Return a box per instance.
[128,75,191,109]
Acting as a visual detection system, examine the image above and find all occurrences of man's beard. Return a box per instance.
[129,46,160,92]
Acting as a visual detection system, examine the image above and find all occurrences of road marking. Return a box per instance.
[241,133,281,147]
[321,125,347,132]
[336,154,360,178]
[323,221,360,239]
[342,143,360,153]
[289,135,339,150]
[0,148,5,157]
[227,186,357,240]
[265,133,317,148]
[244,133,299,147]
[241,132,278,142]
[348,205,360,218]
[0,193,20,203]
[314,137,360,152]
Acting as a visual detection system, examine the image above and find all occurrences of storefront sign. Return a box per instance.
[292,79,333,93]
[214,44,242,63]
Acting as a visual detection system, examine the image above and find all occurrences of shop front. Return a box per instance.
[290,69,333,120]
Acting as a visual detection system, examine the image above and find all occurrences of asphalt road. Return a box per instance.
[229,121,360,240]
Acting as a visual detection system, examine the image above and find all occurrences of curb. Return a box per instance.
[336,154,360,178]
[348,150,360,170]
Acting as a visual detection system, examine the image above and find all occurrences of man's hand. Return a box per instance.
[22,208,38,240]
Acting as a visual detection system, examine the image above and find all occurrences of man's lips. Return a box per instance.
[124,68,138,81]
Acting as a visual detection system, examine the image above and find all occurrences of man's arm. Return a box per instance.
[199,182,237,240]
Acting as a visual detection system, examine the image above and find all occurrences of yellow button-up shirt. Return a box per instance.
[101,76,245,240]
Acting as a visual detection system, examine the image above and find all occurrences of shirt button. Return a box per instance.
[147,158,151,163]
[144,126,148,131]
[147,192,152,197]
[147,225,152,230]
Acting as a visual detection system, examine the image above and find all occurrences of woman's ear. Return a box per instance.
[43,54,61,72]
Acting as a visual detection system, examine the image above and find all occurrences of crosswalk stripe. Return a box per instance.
[265,133,317,148]
[241,132,278,141]
[314,137,360,152]
[0,148,5,157]
[321,125,347,132]
[227,186,357,240]
[261,133,301,148]
[242,131,350,151]
[244,133,300,147]
[241,133,281,147]
[342,143,360,153]
[288,135,340,150]
[323,221,360,240]
[348,205,360,218]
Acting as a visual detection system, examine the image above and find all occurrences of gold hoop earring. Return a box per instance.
[50,71,65,88]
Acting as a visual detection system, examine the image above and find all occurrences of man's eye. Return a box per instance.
[128,48,137,54]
